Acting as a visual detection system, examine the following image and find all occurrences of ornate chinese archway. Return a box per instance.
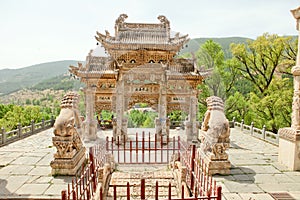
[69,14,203,141]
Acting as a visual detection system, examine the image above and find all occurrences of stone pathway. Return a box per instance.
[0,128,73,199]
[0,127,300,199]
[218,128,300,200]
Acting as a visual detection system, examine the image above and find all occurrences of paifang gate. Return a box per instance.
[69,14,204,141]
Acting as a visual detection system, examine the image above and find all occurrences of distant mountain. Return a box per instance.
[30,74,84,91]
[179,37,252,58]
[0,60,81,95]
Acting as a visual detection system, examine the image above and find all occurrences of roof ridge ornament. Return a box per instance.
[157,15,170,27]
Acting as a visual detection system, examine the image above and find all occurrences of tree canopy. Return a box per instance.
[194,33,296,133]
[0,104,52,131]
[230,33,295,95]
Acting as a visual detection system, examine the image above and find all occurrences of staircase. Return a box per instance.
[107,165,178,199]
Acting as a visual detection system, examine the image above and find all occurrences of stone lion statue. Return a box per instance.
[53,92,82,137]
[200,96,230,160]
[52,92,84,158]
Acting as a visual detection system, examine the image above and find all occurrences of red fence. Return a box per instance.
[61,144,108,200]
[100,178,221,200]
[106,132,180,164]
[180,143,221,199]
[104,133,221,200]
[61,133,222,200]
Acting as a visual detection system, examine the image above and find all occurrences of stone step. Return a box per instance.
[109,170,178,198]
[112,171,174,180]
[107,185,178,198]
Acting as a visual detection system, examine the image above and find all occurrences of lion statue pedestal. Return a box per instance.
[198,96,231,175]
[50,92,86,176]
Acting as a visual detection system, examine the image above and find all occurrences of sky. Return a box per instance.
[0,0,299,69]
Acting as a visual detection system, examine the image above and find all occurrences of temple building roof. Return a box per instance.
[69,14,204,85]
[95,14,189,53]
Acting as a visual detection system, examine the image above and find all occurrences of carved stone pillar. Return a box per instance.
[84,85,97,140]
[115,80,127,141]
[278,7,300,171]
[185,95,199,141]
[156,83,169,137]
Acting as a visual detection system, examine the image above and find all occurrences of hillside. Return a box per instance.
[31,74,84,91]
[179,37,252,58]
[0,60,81,95]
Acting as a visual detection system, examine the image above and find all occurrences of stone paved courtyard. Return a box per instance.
[0,127,300,199]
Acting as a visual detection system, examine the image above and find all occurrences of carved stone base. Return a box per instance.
[155,118,170,142]
[201,151,231,175]
[185,121,199,141]
[278,127,300,171]
[185,121,192,141]
[51,147,86,176]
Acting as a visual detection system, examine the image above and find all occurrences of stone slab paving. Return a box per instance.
[0,128,72,199]
[217,128,300,200]
[0,127,300,199]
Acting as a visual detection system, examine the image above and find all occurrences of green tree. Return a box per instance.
[196,40,226,98]
[142,112,157,128]
[197,84,211,121]
[230,33,295,95]
[25,99,31,105]
[225,91,249,122]
[248,78,292,132]
[128,110,147,128]
[0,104,54,131]
[168,110,187,122]
[0,104,14,119]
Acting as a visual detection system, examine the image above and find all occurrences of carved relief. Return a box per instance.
[69,14,204,143]
[278,127,300,142]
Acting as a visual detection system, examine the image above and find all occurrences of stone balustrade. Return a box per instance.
[0,117,55,147]
[231,117,279,146]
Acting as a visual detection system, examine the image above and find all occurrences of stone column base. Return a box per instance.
[51,147,86,176]
[199,149,231,175]
[185,121,192,141]
[84,120,97,141]
[278,127,300,171]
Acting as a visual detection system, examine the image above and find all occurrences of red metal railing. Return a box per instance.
[106,132,180,164]
[61,144,108,200]
[61,133,222,200]
[103,133,221,200]
[179,143,221,200]
[100,178,221,200]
